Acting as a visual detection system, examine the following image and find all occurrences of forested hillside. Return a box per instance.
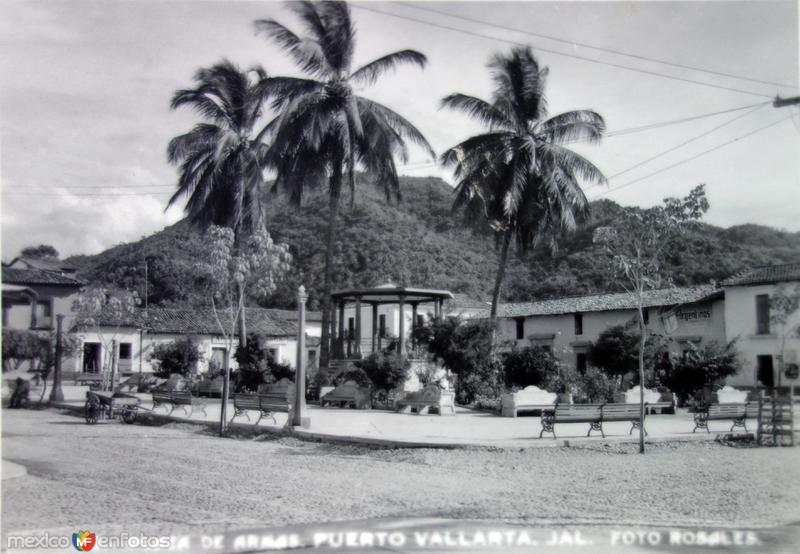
[67,176,800,311]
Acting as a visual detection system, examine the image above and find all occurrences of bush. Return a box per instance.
[543,363,580,396]
[588,324,669,383]
[354,353,410,397]
[471,394,501,412]
[660,340,740,404]
[502,346,557,388]
[149,336,202,378]
[233,333,295,392]
[574,368,617,403]
[333,368,371,388]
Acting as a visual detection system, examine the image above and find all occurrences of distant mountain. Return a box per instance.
[67,176,800,311]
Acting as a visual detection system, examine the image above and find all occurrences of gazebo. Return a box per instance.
[328,285,453,360]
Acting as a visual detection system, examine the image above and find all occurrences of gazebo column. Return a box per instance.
[338,300,345,359]
[411,303,419,351]
[436,298,444,320]
[398,295,406,356]
[370,303,378,355]
[354,296,362,357]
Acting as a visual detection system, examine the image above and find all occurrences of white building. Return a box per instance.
[721,263,800,388]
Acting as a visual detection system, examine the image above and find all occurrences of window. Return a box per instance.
[347,317,355,339]
[576,352,587,374]
[515,318,525,340]
[756,294,770,334]
[574,313,583,335]
[33,300,52,328]
[757,355,774,387]
[643,308,650,325]
[379,314,386,337]
[118,343,132,360]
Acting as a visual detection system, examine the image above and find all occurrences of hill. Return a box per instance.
[67,176,800,311]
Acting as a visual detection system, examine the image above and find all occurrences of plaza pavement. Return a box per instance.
[42,384,758,448]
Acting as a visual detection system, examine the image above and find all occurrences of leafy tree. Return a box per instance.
[593,184,709,453]
[149,337,203,378]
[255,0,434,366]
[20,245,59,259]
[233,332,295,392]
[167,60,271,346]
[588,324,670,386]
[197,225,291,435]
[660,340,740,404]
[1,329,78,403]
[441,46,606,337]
[502,346,557,388]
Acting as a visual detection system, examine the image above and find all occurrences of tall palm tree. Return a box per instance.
[441,47,606,334]
[254,1,434,366]
[167,59,271,346]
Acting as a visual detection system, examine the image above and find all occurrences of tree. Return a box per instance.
[167,60,272,347]
[72,287,140,391]
[660,340,740,404]
[441,46,606,339]
[769,283,800,386]
[255,0,434,367]
[588,324,670,387]
[502,346,557,388]
[149,337,203,378]
[593,185,709,453]
[20,245,59,259]
[197,225,291,435]
[234,332,295,392]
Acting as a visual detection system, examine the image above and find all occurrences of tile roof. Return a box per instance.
[500,285,720,318]
[8,257,78,272]
[1,267,84,287]
[721,263,800,287]
[79,307,298,337]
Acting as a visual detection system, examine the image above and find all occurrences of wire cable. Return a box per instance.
[398,2,800,91]
[591,116,792,198]
[351,4,775,99]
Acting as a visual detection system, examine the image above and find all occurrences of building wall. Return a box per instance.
[3,285,79,331]
[724,283,800,387]
[497,297,726,371]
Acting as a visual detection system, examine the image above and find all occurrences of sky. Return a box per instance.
[1,0,798,259]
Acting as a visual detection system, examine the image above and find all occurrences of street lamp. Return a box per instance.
[293,285,310,428]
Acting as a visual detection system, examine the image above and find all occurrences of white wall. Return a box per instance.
[724,283,800,387]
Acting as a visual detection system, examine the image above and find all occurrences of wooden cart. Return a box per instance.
[84,391,141,424]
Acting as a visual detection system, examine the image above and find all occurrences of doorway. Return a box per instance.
[82,343,102,373]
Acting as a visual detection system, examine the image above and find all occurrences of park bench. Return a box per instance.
[73,373,104,387]
[256,378,293,422]
[197,376,224,397]
[321,380,372,409]
[501,385,557,417]
[540,403,645,439]
[693,402,759,433]
[231,393,275,424]
[150,390,207,417]
[395,384,455,415]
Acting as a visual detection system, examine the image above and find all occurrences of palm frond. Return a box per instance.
[350,50,427,87]
[254,19,329,76]
[357,97,435,159]
[537,110,605,144]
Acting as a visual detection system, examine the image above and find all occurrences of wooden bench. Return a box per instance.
[73,373,105,386]
[395,384,455,416]
[693,402,759,433]
[540,403,645,439]
[151,390,206,417]
[230,393,277,425]
[256,378,293,422]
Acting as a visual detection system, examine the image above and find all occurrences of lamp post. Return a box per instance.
[293,285,310,427]
[49,314,65,402]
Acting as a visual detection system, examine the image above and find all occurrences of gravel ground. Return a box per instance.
[2,408,799,540]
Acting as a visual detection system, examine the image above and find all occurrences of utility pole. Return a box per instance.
[773,95,800,108]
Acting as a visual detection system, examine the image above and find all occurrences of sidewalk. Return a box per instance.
[50,392,754,449]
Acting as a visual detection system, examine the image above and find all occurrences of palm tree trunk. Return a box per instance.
[348,147,356,211]
[489,227,513,351]
[319,157,344,369]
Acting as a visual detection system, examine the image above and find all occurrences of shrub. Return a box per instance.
[543,363,580,396]
[333,368,371,388]
[574,368,617,403]
[233,333,295,392]
[149,336,203,378]
[588,324,669,383]
[471,394,501,412]
[660,340,740,404]
[354,353,410,397]
[502,346,557,388]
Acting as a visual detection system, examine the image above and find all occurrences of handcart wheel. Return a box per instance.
[84,399,100,424]
[122,407,138,424]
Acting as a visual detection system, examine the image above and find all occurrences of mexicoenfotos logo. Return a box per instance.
[72,530,96,552]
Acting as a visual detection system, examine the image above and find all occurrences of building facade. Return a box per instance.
[721,263,800,388]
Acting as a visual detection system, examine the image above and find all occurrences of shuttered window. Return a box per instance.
[756,294,770,334]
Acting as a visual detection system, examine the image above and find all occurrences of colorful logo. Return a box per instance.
[72,530,96,551]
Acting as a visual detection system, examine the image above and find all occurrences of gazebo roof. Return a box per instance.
[330,285,453,304]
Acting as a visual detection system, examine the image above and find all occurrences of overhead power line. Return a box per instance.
[398,2,800,91]
[591,116,791,198]
[351,4,775,99]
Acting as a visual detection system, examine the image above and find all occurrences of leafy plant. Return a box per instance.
[354,352,410,400]
[660,340,740,404]
[149,337,203,378]
[502,346,557,388]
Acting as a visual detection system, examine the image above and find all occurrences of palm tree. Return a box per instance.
[441,47,606,335]
[254,1,434,366]
[167,59,271,346]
